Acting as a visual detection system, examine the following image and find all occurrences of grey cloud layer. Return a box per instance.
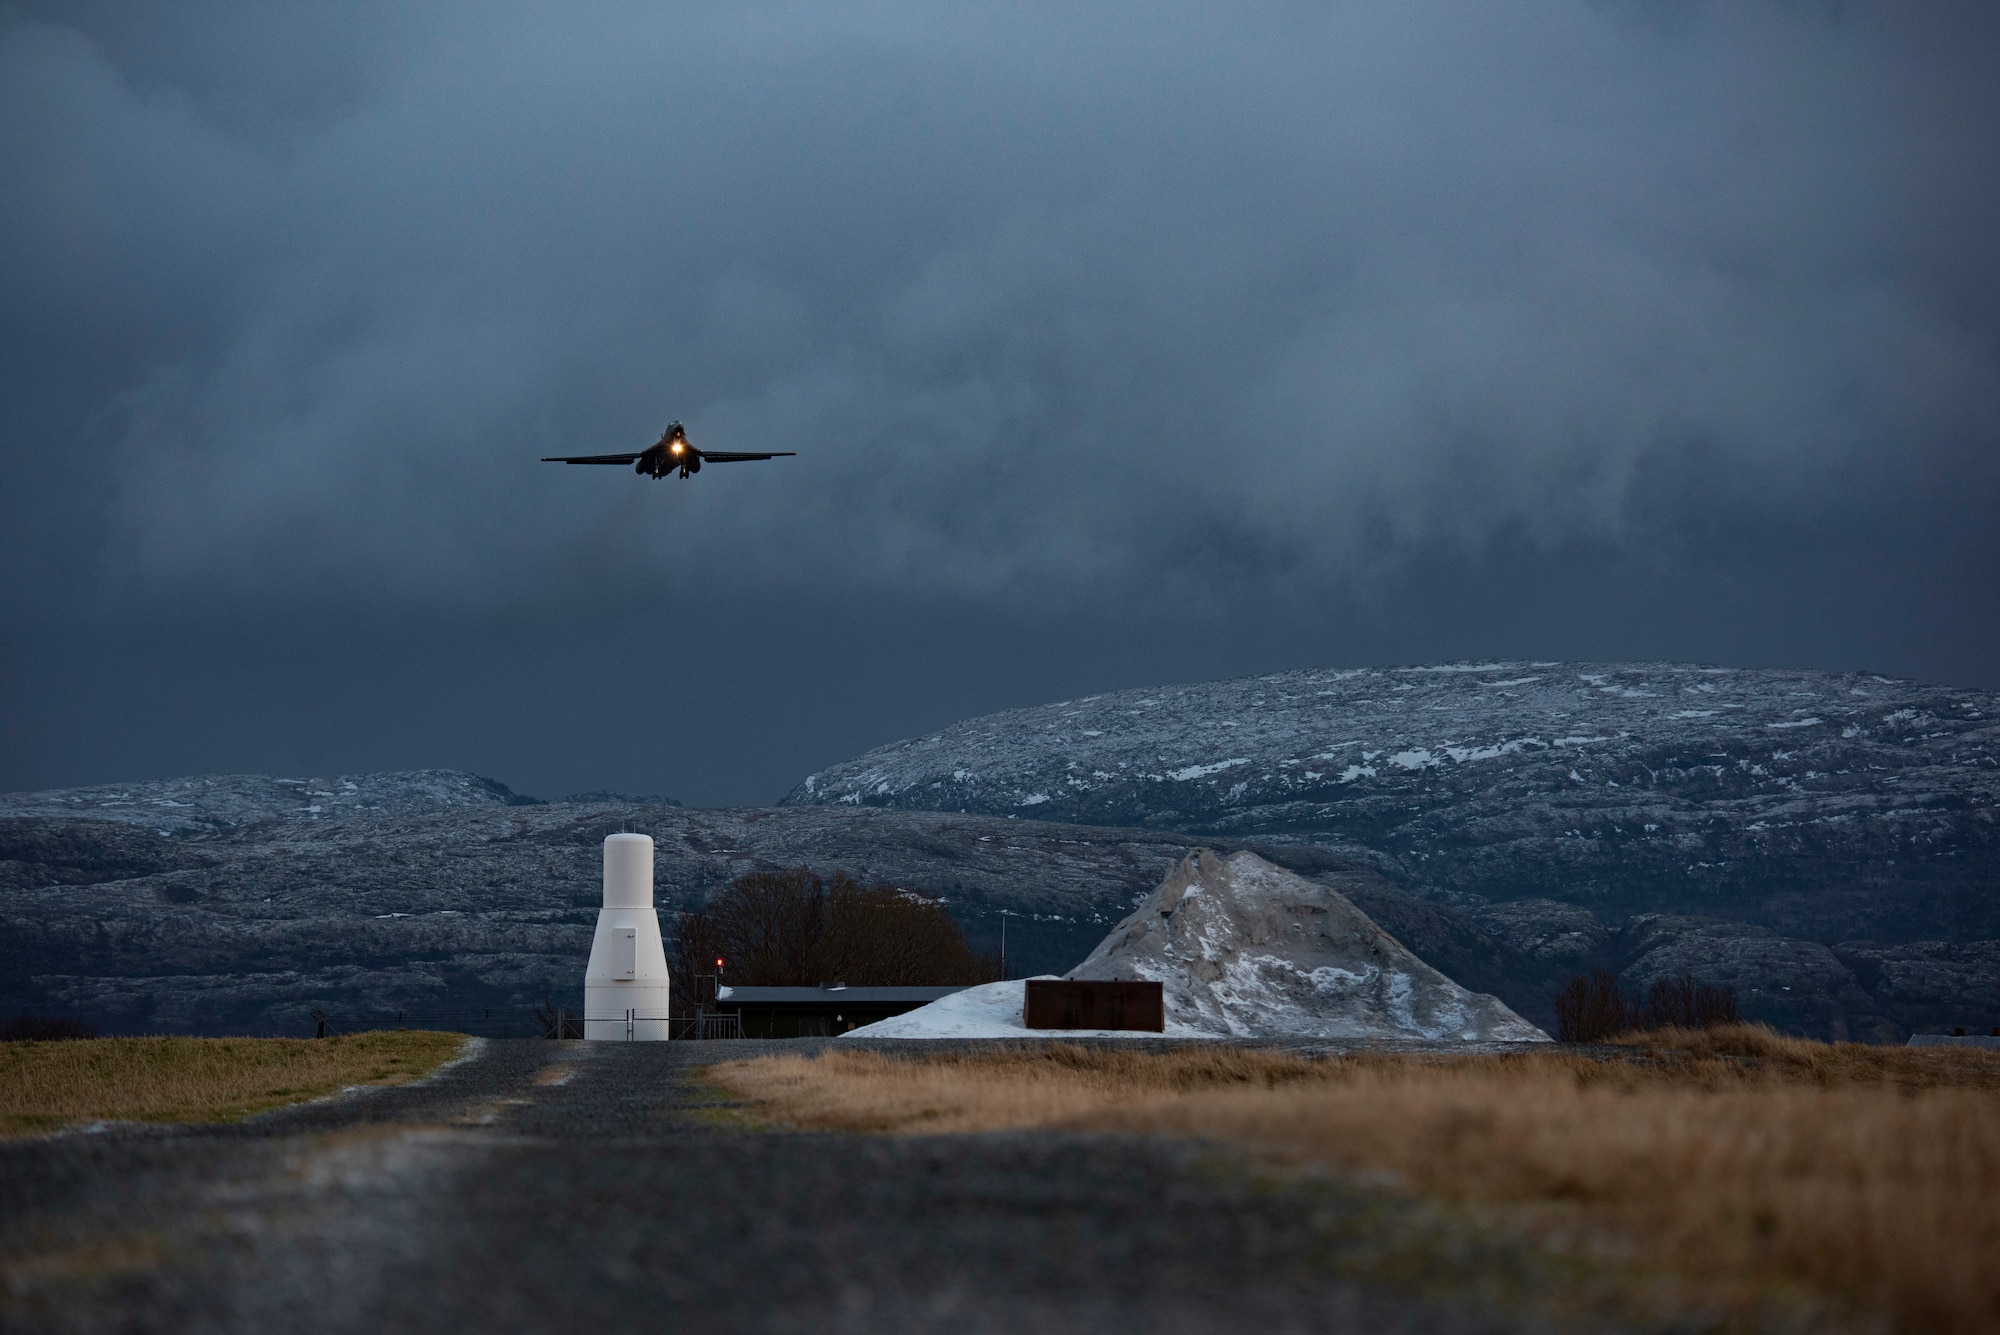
[4,2,1997,615]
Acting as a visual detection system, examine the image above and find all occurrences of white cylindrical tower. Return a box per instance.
[583,833,672,1040]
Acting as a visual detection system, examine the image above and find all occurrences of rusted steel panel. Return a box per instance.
[1023,979,1165,1032]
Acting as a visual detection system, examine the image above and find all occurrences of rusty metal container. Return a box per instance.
[1023,979,1165,1032]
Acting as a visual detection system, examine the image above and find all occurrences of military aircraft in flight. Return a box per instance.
[542,422,794,479]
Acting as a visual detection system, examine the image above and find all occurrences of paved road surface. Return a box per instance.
[2,1038,1546,1334]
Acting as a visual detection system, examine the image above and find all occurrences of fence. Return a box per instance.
[578,1010,744,1040]
[673,1012,742,1040]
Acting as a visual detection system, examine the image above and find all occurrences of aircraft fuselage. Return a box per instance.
[638,424,699,478]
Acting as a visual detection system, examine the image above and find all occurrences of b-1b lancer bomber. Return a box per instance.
[543,422,794,480]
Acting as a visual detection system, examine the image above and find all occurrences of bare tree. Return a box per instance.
[1643,973,1700,1030]
[668,909,726,1015]
[674,867,1001,988]
[1553,969,1633,1042]
[823,874,1002,986]
[709,868,830,984]
[1639,973,1742,1030]
[1554,970,1740,1041]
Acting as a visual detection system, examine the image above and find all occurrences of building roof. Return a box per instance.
[715,985,969,1006]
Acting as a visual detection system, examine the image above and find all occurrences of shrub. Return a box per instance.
[1554,971,1740,1042]
[1693,979,1741,1028]
[1638,972,1742,1031]
[1642,973,1701,1030]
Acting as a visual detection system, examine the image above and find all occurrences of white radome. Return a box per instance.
[583,833,672,1039]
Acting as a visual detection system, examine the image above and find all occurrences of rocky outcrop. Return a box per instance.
[1614,914,1882,1040]
[1831,941,2000,1040]
[1471,899,1609,971]
[1070,850,1548,1041]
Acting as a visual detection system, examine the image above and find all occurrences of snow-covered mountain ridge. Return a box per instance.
[784,662,1999,946]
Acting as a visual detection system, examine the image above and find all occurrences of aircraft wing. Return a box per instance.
[696,451,797,462]
[542,453,643,465]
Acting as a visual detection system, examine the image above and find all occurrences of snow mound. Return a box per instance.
[1070,849,1550,1042]
[841,979,1189,1039]
[850,850,1547,1042]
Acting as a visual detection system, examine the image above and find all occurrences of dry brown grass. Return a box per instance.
[709,1028,2000,1333]
[0,1031,468,1138]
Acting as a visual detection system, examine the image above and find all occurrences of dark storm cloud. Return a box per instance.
[7,1,1993,607]
[2,2,1997,801]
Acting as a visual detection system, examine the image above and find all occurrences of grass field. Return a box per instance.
[709,1028,2000,1333]
[0,1031,469,1138]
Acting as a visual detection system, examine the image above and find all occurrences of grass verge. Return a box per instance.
[0,1031,468,1138]
[708,1028,2000,1333]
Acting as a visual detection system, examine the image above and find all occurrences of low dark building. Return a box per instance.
[714,984,968,1038]
[1024,979,1164,1032]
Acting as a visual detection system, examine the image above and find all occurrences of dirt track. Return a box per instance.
[1,1038,1540,1334]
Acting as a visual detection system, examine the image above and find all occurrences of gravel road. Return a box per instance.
[1,1038,1561,1334]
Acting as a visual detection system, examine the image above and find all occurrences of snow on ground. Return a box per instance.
[840,979,1196,1039]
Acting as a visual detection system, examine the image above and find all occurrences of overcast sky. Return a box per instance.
[3,2,1996,805]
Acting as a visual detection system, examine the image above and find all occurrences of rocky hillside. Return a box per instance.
[0,769,548,837]
[786,663,2000,1040]
[0,772,1214,1035]
[9,658,1997,1043]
